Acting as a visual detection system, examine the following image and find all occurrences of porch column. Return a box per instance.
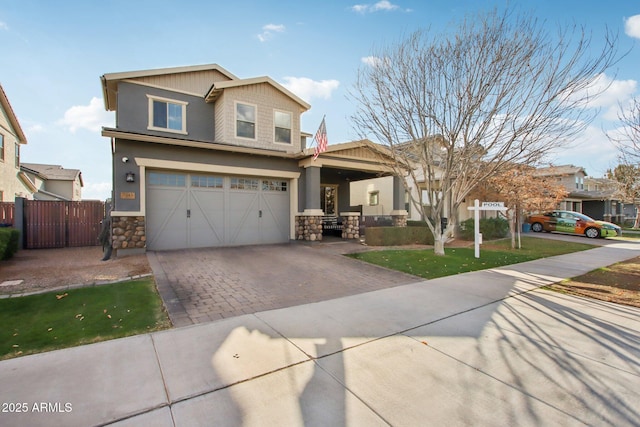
[305,166,321,211]
[296,166,324,241]
[391,175,408,227]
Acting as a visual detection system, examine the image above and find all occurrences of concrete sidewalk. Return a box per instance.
[1,241,639,426]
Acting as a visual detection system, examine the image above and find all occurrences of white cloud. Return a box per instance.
[57,97,114,133]
[624,14,640,39]
[551,125,618,177]
[280,77,340,101]
[26,124,44,134]
[83,181,112,201]
[0,21,8,31]
[562,73,637,120]
[351,1,405,13]
[258,23,285,42]
[361,56,380,67]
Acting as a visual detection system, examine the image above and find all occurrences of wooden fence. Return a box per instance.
[0,200,105,248]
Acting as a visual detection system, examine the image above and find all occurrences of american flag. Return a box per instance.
[313,116,328,160]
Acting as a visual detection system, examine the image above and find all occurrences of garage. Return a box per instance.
[146,170,290,250]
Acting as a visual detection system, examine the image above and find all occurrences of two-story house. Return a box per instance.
[533,164,632,222]
[101,64,405,255]
[19,163,83,201]
[0,84,32,201]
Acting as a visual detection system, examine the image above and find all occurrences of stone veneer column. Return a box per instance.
[295,210,324,241]
[390,210,408,227]
[341,212,360,239]
[112,216,146,250]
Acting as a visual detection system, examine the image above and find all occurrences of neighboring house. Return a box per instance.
[350,176,420,220]
[533,165,631,222]
[20,163,83,201]
[101,63,405,255]
[582,177,635,223]
[0,84,32,201]
[533,165,587,212]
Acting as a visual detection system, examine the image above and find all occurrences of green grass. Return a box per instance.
[0,278,171,360]
[348,236,595,279]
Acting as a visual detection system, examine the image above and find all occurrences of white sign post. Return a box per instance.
[467,200,508,258]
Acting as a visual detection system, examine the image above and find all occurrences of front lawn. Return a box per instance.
[348,236,595,279]
[0,278,171,360]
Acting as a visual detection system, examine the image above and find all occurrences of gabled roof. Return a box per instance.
[101,63,238,111]
[534,164,587,177]
[21,163,83,185]
[205,76,311,111]
[298,139,405,174]
[0,83,27,145]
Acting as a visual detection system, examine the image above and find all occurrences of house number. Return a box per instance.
[120,192,136,200]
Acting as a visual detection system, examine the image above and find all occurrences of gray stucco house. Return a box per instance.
[101,64,407,255]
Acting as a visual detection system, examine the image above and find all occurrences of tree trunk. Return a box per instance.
[434,237,446,256]
[432,224,446,256]
[634,205,640,229]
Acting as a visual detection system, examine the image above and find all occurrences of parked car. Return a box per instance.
[526,210,621,238]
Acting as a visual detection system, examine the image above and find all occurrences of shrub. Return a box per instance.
[365,226,434,246]
[0,228,20,260]
[459,217,509,241]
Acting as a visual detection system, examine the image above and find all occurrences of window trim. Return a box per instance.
[0,133,4,162]
[147,95,188,135]
[14,143,19,168]
[273,110,292,145]
[235,101,257,141]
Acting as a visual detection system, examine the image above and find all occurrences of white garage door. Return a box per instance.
[146,171,290,250]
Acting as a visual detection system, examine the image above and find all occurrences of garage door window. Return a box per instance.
[230,177,259,190]
[148,172,186,187]
[262,180,287,192]
[191,175,223,189]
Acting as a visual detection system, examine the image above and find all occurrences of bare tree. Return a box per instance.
[350,8,618,255]
[608,164,640,228]
[612,97,640,163]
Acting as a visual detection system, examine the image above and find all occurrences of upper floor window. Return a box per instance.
[147,95,187,134]
[236,102,256,139]
[14,143,19,168]
[0,134,4,161]
[274,110,292,144]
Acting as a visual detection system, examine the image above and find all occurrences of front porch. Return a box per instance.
[295,141,409,242]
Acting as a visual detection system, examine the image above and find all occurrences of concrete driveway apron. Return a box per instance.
[147,240,422,327]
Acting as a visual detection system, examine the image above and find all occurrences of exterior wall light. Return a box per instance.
[125,172,135,183]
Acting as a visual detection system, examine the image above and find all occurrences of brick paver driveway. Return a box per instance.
[147,240,422,327]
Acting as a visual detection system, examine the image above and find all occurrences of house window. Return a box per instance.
[230,177,259,190]
[262,180,287,192]
[236,102,256,139]
[148,172,186,187]
[14,143,19,168]
[0,134,4,161]
[147,95,187,134]
[369,191,379,206]
[191,175,223,189]
[274,111,292,144]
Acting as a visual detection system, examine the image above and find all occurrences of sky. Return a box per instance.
[1,0,639,200]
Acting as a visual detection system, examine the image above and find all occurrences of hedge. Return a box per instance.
[0,227,20,260]
[459,217,509,241]
[365,226,434,246]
